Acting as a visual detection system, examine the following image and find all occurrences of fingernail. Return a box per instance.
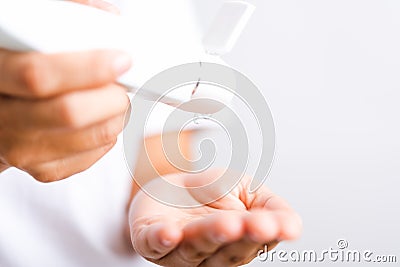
[112,52,132,76]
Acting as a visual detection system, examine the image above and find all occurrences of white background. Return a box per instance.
[195,0,400,266]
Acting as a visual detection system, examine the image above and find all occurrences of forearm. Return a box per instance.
[128,130,193,203]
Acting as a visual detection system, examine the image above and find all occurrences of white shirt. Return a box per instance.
[0,1,203,266]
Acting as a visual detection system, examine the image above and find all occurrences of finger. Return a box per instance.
[245,187,302,240]
[159,212,244,266]
[200,208,301,267]
[71,0,120,14]
[0,49,131,98]
[265,195,289,210]
[183,169,248,210]
[245,185,294,212]
[258,193,303,240]
[44,113,126,159]
[273,210,303,241]
[244,210,280,243]
[1,84,129,129]
[248,208,302,242]
[131,218,183,260]
[3,113,126,167]
[26,140,117,182]
[200,210,283,267]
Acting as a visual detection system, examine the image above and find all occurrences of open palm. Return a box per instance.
[129,170,302,267]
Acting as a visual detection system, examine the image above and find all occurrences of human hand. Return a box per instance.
[0,0,131,182]
[0,47,131,181]
[129,170,302,266]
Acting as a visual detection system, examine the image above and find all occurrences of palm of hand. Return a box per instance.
[129,170,301,267]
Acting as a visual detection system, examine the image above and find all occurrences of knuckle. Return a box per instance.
[97,121,120,145]
[228,255,246,266]
[19,54,51,96]
[219,249,246,266]
[58,96,82,128]
[176,246,199,265]
[180,248,209,263]
[180,243,206,261]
